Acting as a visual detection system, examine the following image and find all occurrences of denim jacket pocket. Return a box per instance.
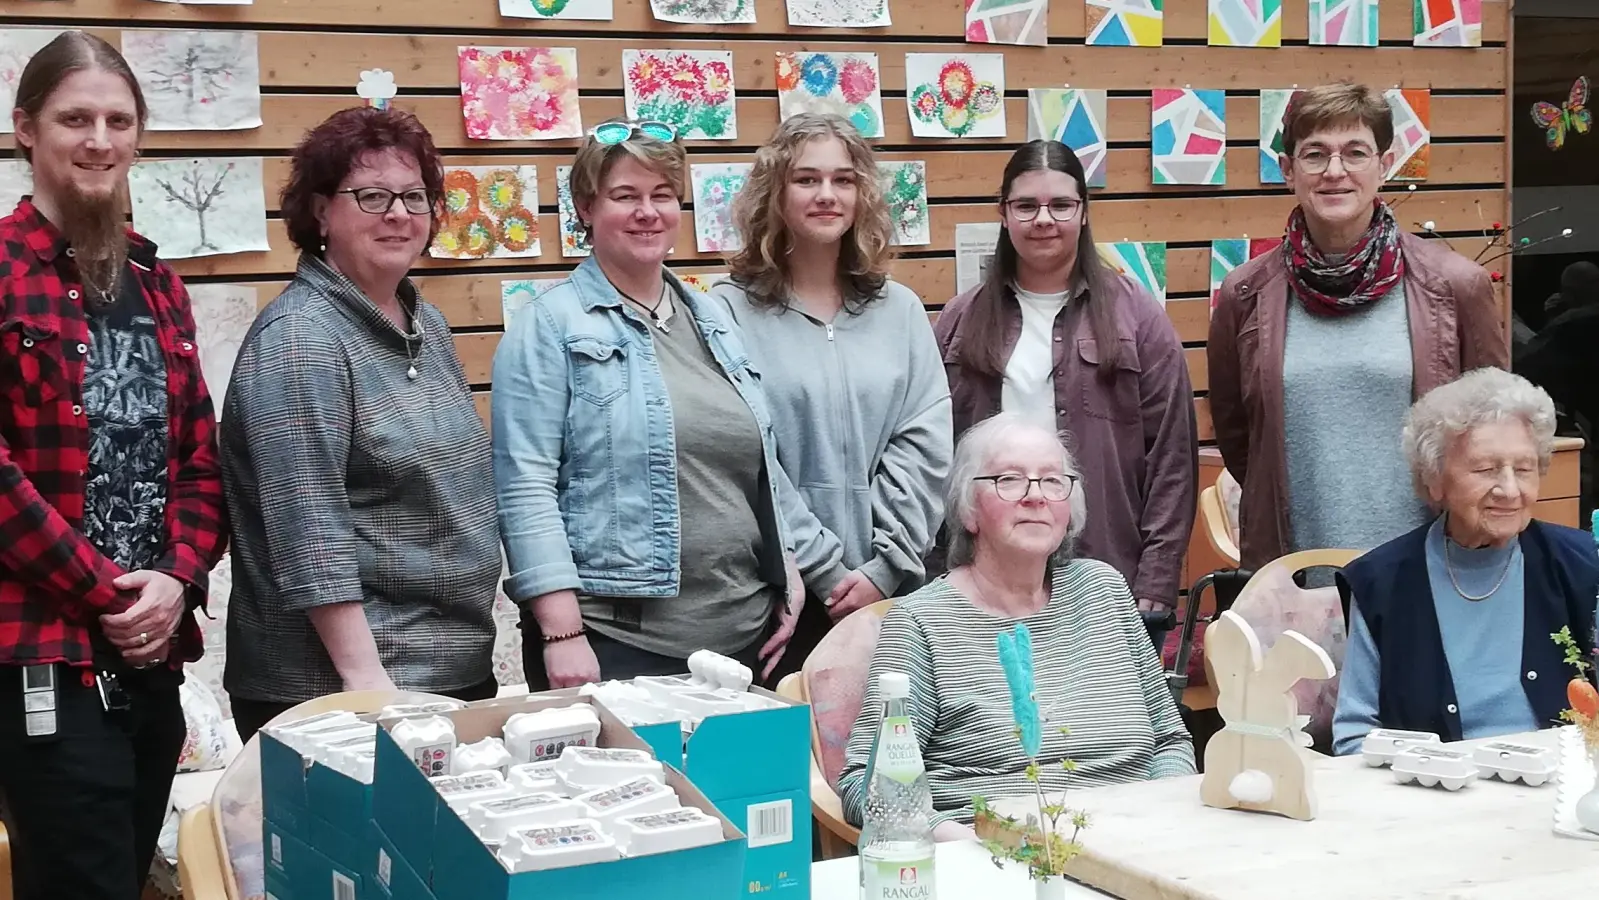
[567,337,629,406]
[0,317,67,407]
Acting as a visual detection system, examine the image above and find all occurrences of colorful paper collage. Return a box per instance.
[787,0,891,28]
[1385,88,1431,181]
[128,157,271,259]
[121,30,263,131]
[1085,0,1163,47]
[1210,238,1277,308]
[690,162,752,253]
[502,278,566,329]
[556,166,591,258]
[965,0,1048,46]
[678,271,731,292]
[1152,89,1226,185]
[1309,0,1379,47]
[623,49,738,140]
[1414,0,1482,47]
[1026,88,1109,188]
[905,54,1006,139]
[651,0,755,24]
[498,0,613,21]
[775,52,885,139]
[880,160,930,247]
[1099,241,1168,304]
[458,46,582,141]
[0,29,64,134]
[1208,0,1282,47]
[1258,88,1294,184]
[430,166,541,259]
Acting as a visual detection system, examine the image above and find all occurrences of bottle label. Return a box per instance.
[862,856,936,900]
[876,715,924,784]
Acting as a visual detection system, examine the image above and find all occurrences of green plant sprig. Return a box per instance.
[972,725,1090,880]
[1552,626,1592,678]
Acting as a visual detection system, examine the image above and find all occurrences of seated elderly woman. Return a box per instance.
[1333,368,1598,755]
[836,412,1195,839]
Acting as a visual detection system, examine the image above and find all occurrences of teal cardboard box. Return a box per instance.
[265,866,295,900]
[724,787,811,898]
[624,686,811,801]
[294,836,365,900]
[261,728,310,828]
[259,717,375,841]
[372,824,435,900]
[374,694,748,900]
[263,818,315,883]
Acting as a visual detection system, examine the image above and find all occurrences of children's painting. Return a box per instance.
[1085,0,1162,47]
[430,166,541,259]
[691,162,751,254]
[1208,0,1282,47]
[623,50,738,140]
[187,283,259,416]
[678,271,730,292]
[1309,0,1378,46]
[787,0,890,27]
[0,160,31,210]
[502,278,566,329]
[1210,238,1277,310]
[1152,89,1226,186]
[880,160,929,247]
[906,54,1006,139]
[121,30,262,131]
[650,0,755,24]
[965,0,1048,46]
[458,46,582,140]
[127,157,270,259]
[1414,0,1482,47]
[1384,89,1431,181]
[1099,241,1168,304]
[1530,77,1592,152]
[1259,88,1294,184]
[1026,88,1108,188]
[556,166,591,258]
[775,52,884,139]
[498,0,612,20]
[1,29,64,134]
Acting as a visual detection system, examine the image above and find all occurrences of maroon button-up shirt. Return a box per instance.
[0,199,228,668]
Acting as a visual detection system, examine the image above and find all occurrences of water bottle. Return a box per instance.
[858,671,937,900]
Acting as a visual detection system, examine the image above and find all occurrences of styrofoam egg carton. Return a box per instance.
[508,760,565,795]
[379,700,466,718]
[613,807,723,857]
[554,746,663,793]
[503,706,602,764]
[1361,728,1442,768]
[469,792,590,844]
[1391,746,1479,791]
[1472,740,1556,786]
[575,775,679,825]
[669,690,746,720]
[321,732,378,783]
[497,819,619,873]
[454,736,515,776]
[392,715,458,778]
[431,770,518,814]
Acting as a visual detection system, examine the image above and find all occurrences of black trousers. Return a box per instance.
[229,675,502,745]
[0,664,185,900]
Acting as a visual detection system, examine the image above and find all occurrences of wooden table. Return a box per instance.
[991,729,1599,900]
[811,839,1111,899]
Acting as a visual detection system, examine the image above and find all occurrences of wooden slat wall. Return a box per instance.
[2,0,1512,446]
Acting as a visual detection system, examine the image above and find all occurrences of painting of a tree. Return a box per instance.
[158,162,230,254]
[121,31,262,131]
[128,158,270,260]
[0,29,63,135]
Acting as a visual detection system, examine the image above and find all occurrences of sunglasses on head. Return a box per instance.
[589,120,678,145]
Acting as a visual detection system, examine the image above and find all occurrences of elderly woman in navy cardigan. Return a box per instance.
[1332,368,1598,754]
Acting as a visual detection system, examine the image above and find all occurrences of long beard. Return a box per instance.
[56,183,129,312]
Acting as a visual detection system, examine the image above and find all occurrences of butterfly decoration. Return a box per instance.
[1530,75,1591,151]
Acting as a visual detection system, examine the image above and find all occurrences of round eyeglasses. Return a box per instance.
[337,187,433,216]
[1003,198,1082,222]
[590,120,678,145]
[972,473,1078,502]
[1293,147,1378,175]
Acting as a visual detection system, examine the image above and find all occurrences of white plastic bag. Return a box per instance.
[177,679,236,773]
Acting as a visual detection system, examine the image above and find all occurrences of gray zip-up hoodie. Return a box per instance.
[712,279,953,598]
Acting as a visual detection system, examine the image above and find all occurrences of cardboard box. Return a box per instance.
[265,865,295,900]
[263,817,366,900]
[372,694,748,900]
[372,823,436,900]
[727,787,811,898]
[625,686,811,802]
[260,725,376,843]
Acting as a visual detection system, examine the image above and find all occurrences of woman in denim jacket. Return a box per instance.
[492,119,803,689]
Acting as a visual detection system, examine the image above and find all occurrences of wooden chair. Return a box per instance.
[1,819,11,900]
[1172,473,1244,711]
[774,597,896,861]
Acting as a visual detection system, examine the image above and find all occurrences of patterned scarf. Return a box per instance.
[1281,200,1406,316]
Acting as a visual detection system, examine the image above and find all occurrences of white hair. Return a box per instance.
[944,412,1088,568]
[1401,367,1557,500]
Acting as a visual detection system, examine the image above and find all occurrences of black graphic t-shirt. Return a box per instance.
[82,265,170,573]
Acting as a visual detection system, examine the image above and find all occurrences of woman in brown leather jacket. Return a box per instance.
[935,141,1198,614]
[1208,83,1507,571]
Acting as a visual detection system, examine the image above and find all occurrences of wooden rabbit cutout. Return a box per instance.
[1200,609,1336,821]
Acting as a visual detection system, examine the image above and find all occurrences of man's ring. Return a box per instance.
[138,631,149,645]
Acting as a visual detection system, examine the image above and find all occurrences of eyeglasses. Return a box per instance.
[1004,198,1082,222]
[972,473,1078,502]
[337,187,433,216]
[1292,147,1378,175]
[590,120,678,145]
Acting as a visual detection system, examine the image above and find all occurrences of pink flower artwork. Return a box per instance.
[459,46,582,141]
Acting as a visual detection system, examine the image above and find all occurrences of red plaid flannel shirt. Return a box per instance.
[0,199,228,668]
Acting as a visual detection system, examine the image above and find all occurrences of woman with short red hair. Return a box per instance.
[220,107,501,741]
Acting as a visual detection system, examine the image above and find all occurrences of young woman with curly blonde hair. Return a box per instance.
[712,113,952,681]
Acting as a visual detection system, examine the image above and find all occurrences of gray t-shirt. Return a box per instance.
[582,310,778,658]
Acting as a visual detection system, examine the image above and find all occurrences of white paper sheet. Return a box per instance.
[650,0,755,24]
[905,53,1006,139]
[187,283,259,416]
[501,278,566,329]
[690,162,751,254]
[499,0,613,20]
[955,222,1002,294]
[1,29,65,135]
[0,159,32,211]
[787,0,890,26]
[121,31,262,131]
[880,160,929,247]
[128,157,271,259]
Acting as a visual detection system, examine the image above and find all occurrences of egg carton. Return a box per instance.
[1471,740,1556,787]
[1361,728,1441,768]
[1390,745,1479,791]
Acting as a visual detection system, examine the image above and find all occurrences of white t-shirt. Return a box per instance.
[1000,286,1070,424]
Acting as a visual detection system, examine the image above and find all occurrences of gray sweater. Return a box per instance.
[711,280,952,598]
